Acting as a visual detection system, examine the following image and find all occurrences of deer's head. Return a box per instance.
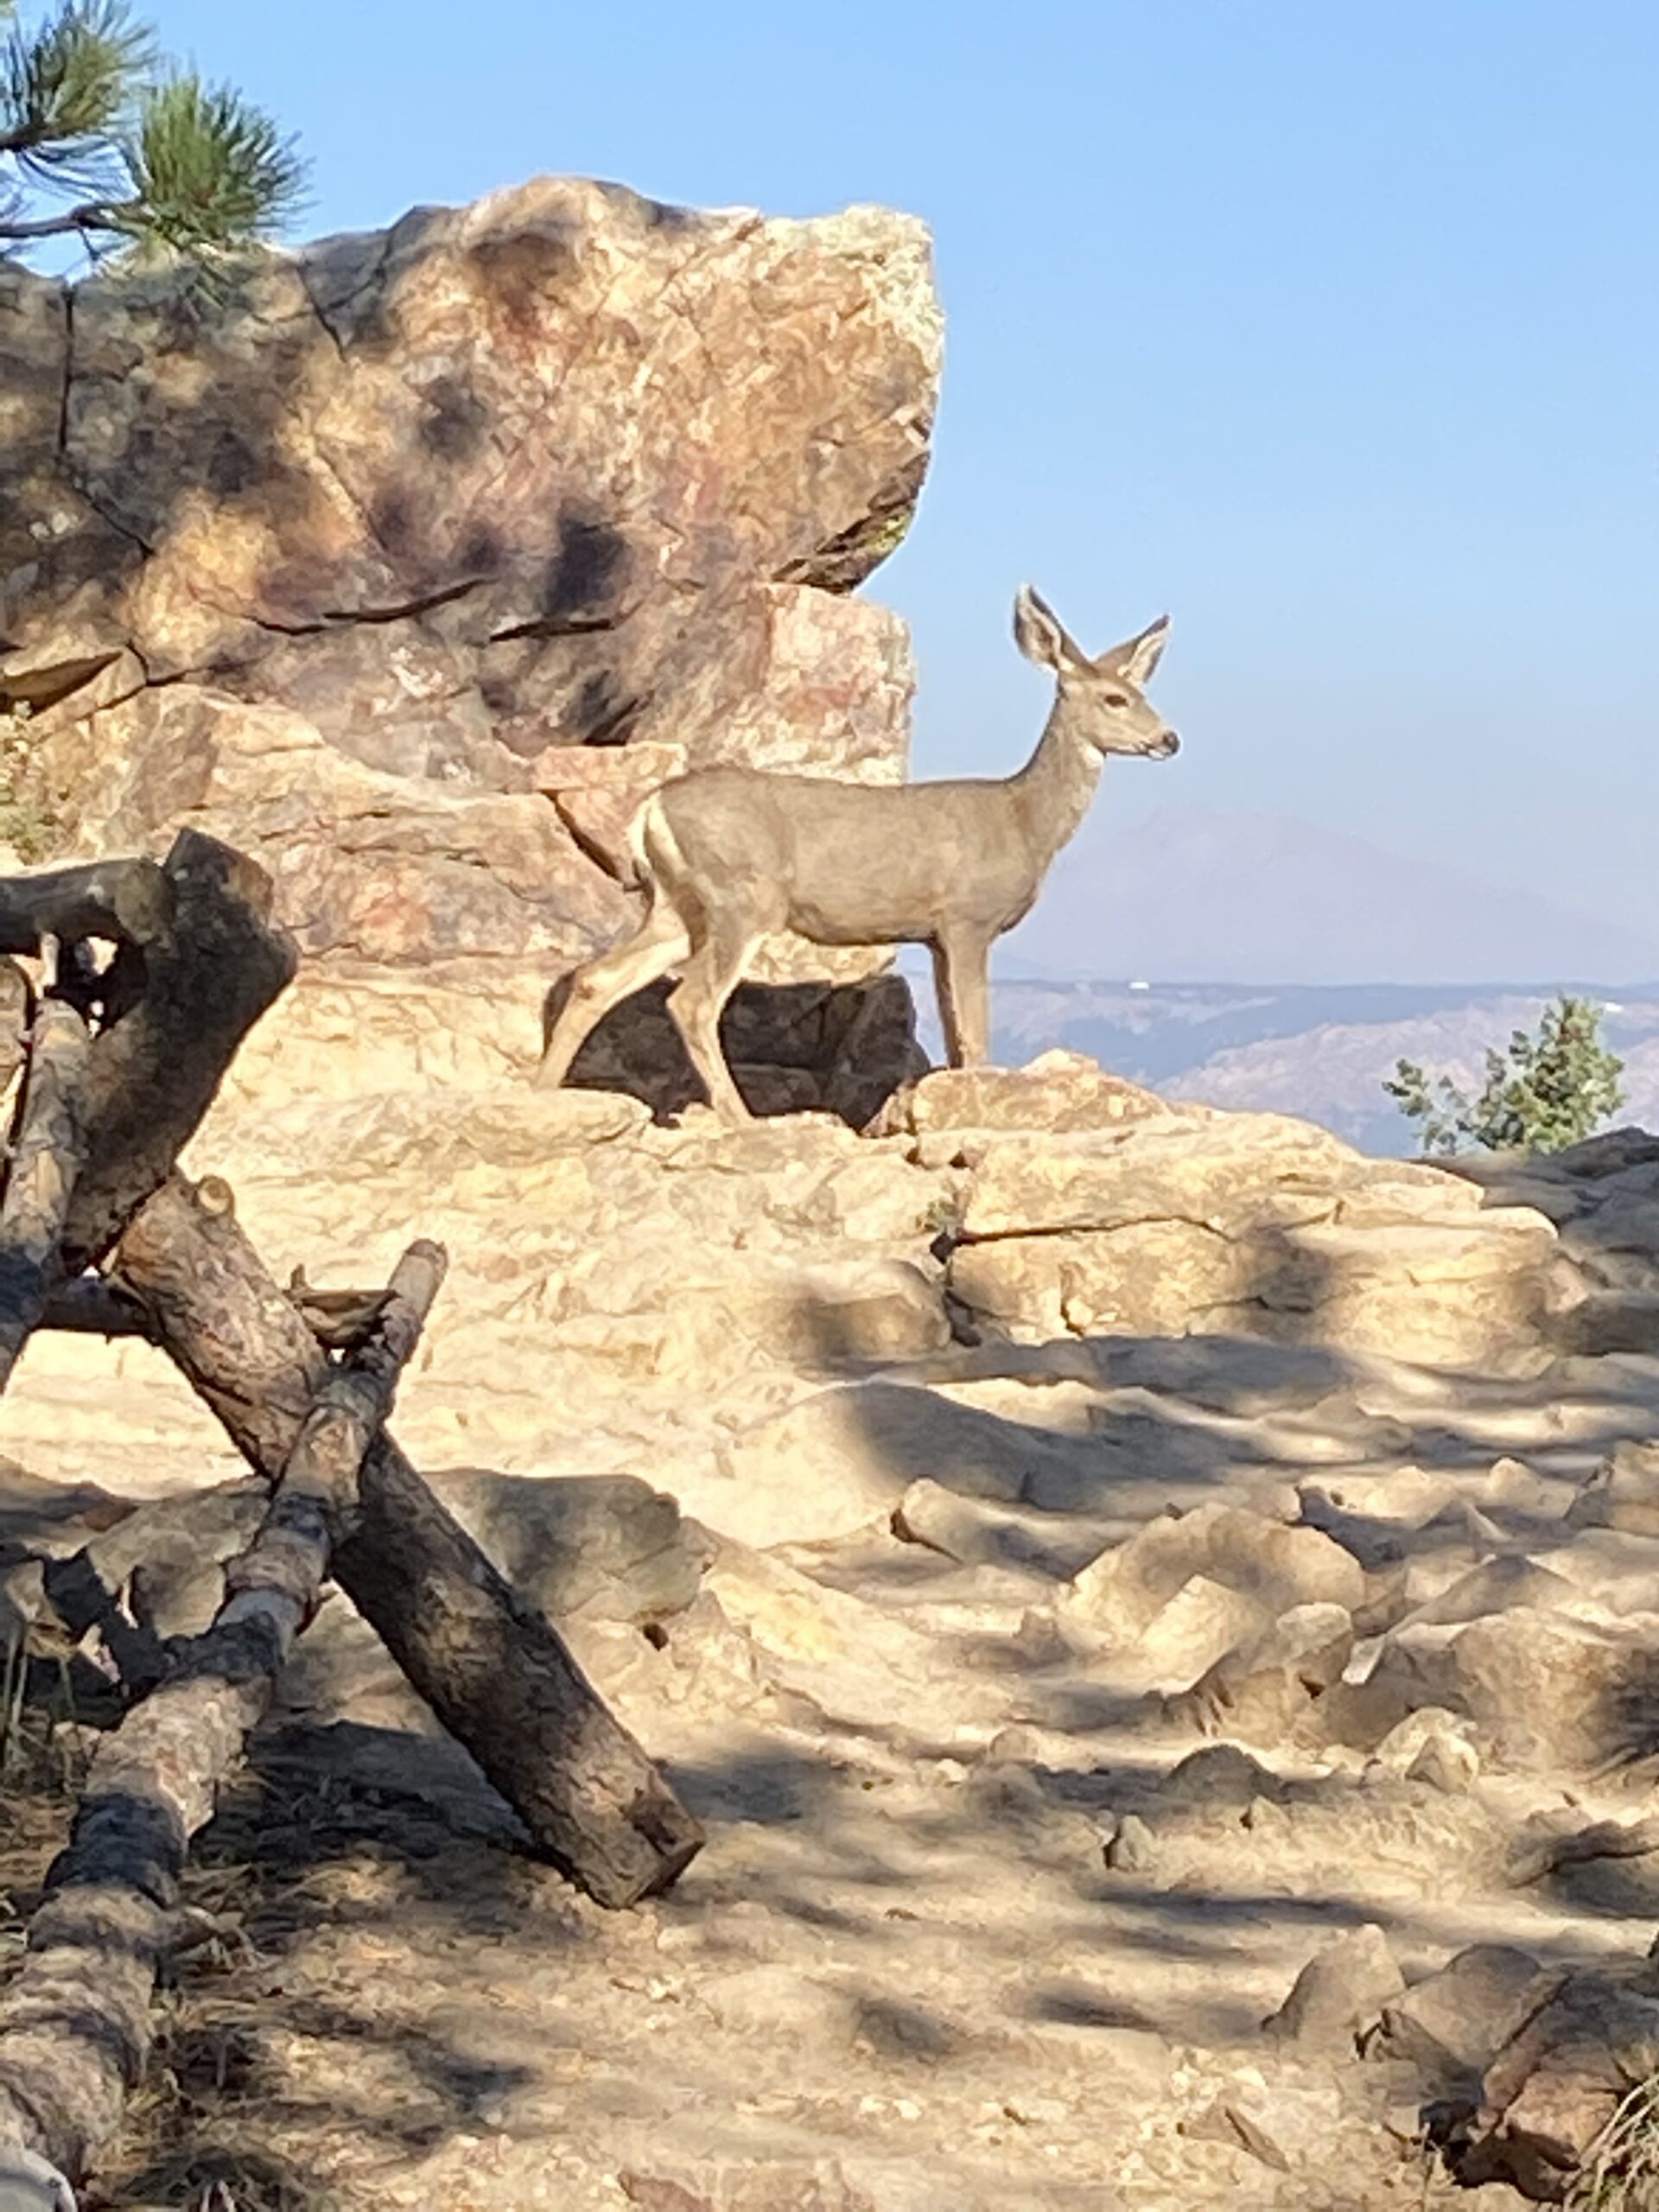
[1013,586,1179,759]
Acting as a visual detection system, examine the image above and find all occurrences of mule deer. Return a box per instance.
[535,586,1179,1121]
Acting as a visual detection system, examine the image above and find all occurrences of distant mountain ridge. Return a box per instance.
[969,977,1659,1157]
[1002,804,1659,986]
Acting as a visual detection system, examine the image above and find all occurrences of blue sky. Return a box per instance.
[138,2,1659,944]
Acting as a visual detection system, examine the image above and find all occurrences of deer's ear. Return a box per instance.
[1014,585,1072,671]
[1114,614,1171,687]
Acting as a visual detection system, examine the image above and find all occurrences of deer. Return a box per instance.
[534,585,1179,1122]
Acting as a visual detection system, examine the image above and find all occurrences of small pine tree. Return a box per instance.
[1383,994,1625,1159]
[0,0,305,266]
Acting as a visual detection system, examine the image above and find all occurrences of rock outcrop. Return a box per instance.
[1452,1126,1659,1356]
[878,1054,1562,1371]
[1,176,941,1111]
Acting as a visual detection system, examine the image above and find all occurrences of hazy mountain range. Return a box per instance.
[1001,804,1659,986]
[979,979,1659,1156]
[894,805,1659,1154]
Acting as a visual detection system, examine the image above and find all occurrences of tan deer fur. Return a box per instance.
[535,586,1179,1122]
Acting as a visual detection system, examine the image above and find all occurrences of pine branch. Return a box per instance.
[123,71,306,252]
[1,0,149,191]
[0,5,302,266]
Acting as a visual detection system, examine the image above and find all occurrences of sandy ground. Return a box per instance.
[5,1055,1658,2209]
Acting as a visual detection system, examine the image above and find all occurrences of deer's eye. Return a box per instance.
[1103,692,1129,709]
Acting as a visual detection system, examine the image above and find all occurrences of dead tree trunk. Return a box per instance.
[0,999,90,1392]
[54,833,296,1274]
[116,1175,704,1910]
[0,1243,443,2191]
[0,832,295,1403]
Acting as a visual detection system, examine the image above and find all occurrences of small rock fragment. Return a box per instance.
[1213,2080,1350,2172]
[1065,1501,1363,1642]
[1181,1601,1354,1746]
[1263,1923,1405,2053]
[891,1478,1059,1571]
[1406,1732,1479,1794]
[1368,1706,1477,1777]
[1159,1742,1287,1813]
[1479,1455,1564,1520]
[1400,1553,1575,1632]
[1135,1574,1269,1694]
[1362,1606,1655,1772]
[1461,1969,1659,2200]
[1567,1438,1659,1537]
[1373,1945,1554,2101]
[1105,1813,1159,1873]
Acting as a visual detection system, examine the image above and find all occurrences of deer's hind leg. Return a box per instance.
[535,897,690,1091]
[665,903,768,1124]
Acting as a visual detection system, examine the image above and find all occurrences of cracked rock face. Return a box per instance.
[0,177,939,1105]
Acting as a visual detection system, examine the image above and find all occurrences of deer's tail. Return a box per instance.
[623,791,662,891]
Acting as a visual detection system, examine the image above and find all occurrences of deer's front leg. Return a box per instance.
[932,931,992,1067]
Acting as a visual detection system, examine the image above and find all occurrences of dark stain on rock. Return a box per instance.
[639,196,700,233]
[542,513,628,622]
[574,671,645,747]
[458,523,504,575]
[419,378,491,463]
[473,225,582,346]
[479,669,523,717]
[369,490,416,556]
[204,423,262,497]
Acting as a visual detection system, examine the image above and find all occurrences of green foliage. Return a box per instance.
[1383,993,1624,1159]
[0,705,61,861]
[0,0,304,264]
[127,72,306,256]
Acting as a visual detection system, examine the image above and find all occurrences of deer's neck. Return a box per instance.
[1010,695,1103,874]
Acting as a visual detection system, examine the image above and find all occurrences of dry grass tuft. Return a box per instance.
[1566,2077,1659,2212]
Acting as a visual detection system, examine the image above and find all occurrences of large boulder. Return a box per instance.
[923,1082,1561,1370]
[1,175,942,1114]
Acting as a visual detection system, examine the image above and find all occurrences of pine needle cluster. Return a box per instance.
[0,0,304,265]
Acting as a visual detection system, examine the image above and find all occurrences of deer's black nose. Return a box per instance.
[1160,732,1180,756]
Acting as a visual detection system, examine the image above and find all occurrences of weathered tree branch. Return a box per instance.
[59,832,296,1274]
[0,998,90,1394]
[0,1242,444,2190]
[41,1272,393,1355]
[117,1174,704,1908]
[0,861,175,962]
[0,203,128,245]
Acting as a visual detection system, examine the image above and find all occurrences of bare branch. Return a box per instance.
[0,196,124,240]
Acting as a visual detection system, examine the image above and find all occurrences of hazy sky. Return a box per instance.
[145,1,1658,943]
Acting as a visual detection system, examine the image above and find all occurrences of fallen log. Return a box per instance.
[0,999,90,1393]
[117,1174,704,1909]
[0,1242,443,2194]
